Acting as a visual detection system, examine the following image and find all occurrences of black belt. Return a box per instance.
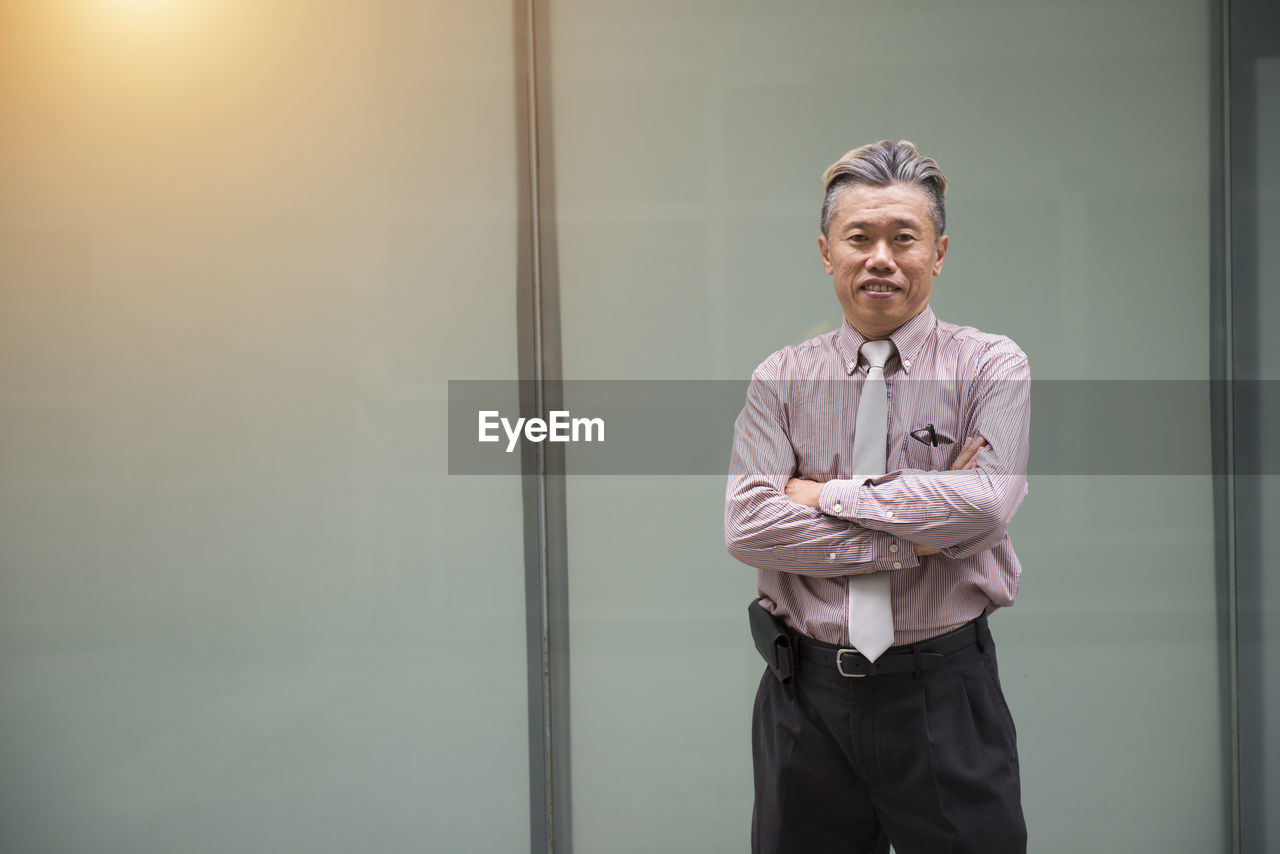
[796,615,988,678]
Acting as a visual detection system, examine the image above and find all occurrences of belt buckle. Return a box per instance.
[836,648,871,678]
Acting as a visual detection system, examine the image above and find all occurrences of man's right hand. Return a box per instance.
[914,436,985,557]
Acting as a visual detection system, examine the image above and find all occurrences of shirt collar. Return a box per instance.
[835,305,936,376]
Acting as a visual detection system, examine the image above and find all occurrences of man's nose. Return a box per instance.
[867,240,895,271]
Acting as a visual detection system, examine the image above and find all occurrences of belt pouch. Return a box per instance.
[748,598,796,683]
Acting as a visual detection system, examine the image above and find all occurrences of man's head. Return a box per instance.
[817,140,949,340]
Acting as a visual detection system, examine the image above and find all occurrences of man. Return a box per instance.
[725,140,1030,854]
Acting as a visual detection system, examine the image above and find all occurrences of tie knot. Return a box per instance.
[860,339,894,369]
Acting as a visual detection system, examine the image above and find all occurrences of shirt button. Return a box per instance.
[889,544,899,553]
[903,359,911,368]
[847,361,855,374]
[893,561,903,570]
[884,510,894,518]
[833,503,842,514]
[829,552,837,560]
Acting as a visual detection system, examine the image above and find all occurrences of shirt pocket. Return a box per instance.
[897,428,959,472]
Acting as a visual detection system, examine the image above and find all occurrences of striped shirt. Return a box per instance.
[725,305,1030,645]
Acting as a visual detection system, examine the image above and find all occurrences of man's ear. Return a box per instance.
[932,234,949,276]
[818,234,834,275]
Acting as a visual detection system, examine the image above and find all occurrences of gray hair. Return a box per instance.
[820,140,948,240]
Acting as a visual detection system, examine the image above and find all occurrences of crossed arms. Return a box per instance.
[724,348,1030,578]
[781,436,986,556]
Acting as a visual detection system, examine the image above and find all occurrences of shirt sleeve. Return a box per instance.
[725,364,918,577]
[816,341,1031,557]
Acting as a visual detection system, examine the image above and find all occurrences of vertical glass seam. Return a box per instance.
[525,0,555,845]
[1214,0,1241,849]
[513,0,550,849]
[516,1,571,851]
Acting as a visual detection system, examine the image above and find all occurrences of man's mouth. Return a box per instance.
[861,282,900,292]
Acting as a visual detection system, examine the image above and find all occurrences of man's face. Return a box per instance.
[818,182,949,340]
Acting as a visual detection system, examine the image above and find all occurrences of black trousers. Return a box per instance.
[751,622,1026,854]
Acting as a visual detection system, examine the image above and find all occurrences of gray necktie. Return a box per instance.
[847,339,895,661]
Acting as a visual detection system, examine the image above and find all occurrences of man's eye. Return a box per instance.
[849,235,868,243]
[895,234,916,242]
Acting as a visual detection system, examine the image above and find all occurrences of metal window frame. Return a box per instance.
[514,1,572,852]
[1210,0,1240,850]
[1224,1,1280,852]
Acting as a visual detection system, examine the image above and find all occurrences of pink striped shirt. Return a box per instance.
[725,305,1030,645]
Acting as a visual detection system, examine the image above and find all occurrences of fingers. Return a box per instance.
[951,436,986,471]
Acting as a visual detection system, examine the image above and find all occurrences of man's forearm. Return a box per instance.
[790,435,1016,553]
[726,478,920,576]
[820,467,1026,551]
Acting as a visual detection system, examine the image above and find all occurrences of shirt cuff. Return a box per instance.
[817,529,918,572]
[819,478,865,519]
[878,535,916,572]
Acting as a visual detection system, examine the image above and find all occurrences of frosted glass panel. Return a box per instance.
[548,1,1223,851]
[0,3,528,852]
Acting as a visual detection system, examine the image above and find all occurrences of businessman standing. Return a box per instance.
[726,140,1031,854]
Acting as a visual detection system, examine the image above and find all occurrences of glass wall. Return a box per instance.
[3,1,1262,852]
[547,0,1225,851]
[0,3,529,852]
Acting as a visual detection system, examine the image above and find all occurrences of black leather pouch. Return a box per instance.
[748,597,796,683]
